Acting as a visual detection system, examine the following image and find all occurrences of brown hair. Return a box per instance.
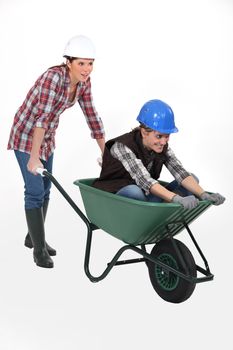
[139,123,153,132]
[132,124,154,133]
[63,56,77,63]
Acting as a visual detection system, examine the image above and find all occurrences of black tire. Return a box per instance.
[147,238,197,303]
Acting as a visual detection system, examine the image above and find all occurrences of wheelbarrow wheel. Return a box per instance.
[147,238,197,303]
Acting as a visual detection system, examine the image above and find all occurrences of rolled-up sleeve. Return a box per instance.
[35,71,61,129]
[78,81,105,139]
[165,147,190,184]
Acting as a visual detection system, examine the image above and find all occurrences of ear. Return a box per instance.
[140,128,149,139]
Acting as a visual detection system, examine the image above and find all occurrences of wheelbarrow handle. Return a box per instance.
[35,168,91,227]
[36,167,47,176]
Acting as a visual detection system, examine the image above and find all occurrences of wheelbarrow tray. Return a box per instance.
[74,178,212,245]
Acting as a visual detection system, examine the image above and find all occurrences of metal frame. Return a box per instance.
[43,170,214,284]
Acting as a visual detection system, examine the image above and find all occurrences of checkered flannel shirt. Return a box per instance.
[110,142,190,194]
[8,65,105,160]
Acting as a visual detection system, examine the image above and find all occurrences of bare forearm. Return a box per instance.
[96,137,105,154]
[181,175,204,197]
[27,127,45,174]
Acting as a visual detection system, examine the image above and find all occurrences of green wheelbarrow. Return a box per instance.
[38,169,214,303]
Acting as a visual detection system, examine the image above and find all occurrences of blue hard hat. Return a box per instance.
[136,99,178,134]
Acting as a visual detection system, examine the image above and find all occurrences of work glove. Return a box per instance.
[172,195,199,210]
[200,192,225,206]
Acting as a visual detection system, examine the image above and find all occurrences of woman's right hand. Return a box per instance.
[97,156,103,167]
[27,156,43,175]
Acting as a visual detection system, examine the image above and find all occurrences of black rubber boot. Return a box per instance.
[24,199,56,256]
[25,207,54,268]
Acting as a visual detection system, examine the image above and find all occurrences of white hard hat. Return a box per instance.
[63,35,96,59]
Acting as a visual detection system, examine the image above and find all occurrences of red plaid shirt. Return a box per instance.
[7,64,105,160]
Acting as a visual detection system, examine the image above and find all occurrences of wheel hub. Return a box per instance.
[155,253,179,291]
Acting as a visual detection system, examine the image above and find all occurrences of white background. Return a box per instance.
[0,0,233,349]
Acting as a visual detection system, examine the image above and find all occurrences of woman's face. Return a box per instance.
[67,58,94,84]
[141,128,170,153]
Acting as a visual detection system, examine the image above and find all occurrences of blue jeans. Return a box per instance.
[14,150,54,209]
[116,179,196,202]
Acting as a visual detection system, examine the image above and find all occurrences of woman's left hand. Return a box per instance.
[27,156,43,175]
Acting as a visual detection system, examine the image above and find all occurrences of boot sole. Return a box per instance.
[34,258,54,268]
[36,262,54,268]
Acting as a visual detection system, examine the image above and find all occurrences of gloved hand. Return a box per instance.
[200,192,225,205]
[172,194,199,210]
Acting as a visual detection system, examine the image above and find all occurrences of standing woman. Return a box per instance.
[7,35,105,269]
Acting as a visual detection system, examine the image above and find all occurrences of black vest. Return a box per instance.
[93,129,168,193]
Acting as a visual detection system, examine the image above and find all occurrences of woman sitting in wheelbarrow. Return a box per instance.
[93,99,225,209]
